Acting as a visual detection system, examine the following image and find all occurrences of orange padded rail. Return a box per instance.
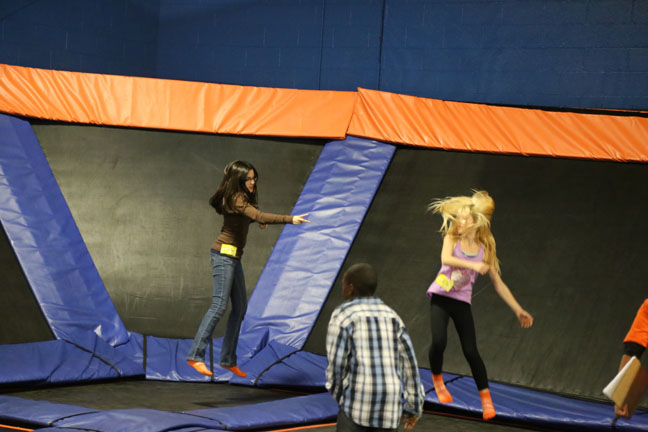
[0,64,356,139]
[2,65,648,162]
[348,88,648,162]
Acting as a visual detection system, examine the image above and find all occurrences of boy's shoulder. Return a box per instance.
[333,297,402,321]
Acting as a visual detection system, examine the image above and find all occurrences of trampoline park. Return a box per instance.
[0,30,648,432]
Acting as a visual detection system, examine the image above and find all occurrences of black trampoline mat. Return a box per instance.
[2,379,298,412]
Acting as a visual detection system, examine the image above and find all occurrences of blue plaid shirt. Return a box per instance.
[325,297,424,429]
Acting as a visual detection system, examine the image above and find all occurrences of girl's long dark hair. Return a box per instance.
[210,160,258,214]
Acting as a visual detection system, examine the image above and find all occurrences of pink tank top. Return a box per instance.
[427,241,484,304]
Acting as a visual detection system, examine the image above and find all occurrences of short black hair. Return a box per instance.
[343,263,377,296]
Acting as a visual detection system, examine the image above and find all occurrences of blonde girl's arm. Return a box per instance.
[440,235,490,274]
[488,266,534,328]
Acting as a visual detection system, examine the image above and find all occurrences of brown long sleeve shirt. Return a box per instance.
[211,194,293,258]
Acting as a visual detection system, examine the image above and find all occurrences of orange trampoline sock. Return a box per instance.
[187,360,212,376]
[480,389,496,420]
[432,374,453,404]
[221,364,247,377]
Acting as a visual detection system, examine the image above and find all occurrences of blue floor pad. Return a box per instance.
[425,375,648,431]
[0,392,338,432]
[186,392,338,430]
[0,337,142,386]
[230,340,328,387]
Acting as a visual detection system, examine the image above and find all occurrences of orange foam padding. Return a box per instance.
[0,64,356,139]
[625,299,648,347]
[3,64,648,162]
[348,88,648,162]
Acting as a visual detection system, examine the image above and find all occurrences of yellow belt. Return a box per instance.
[220,243,238,257]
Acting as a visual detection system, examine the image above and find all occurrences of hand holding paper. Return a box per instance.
[603,356,648,419]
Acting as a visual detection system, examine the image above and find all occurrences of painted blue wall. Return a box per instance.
[0,0,159,77]
[1,0,647,110]
[155,0,383,90]
[381,0,648,109]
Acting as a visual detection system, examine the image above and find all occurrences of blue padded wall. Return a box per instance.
[0,114,129,347]
[238,137,395,357]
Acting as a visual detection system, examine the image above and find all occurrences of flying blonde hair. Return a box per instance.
[427,190,500,274]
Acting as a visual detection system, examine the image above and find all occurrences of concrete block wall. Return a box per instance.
[1,0,647,110]
[156,0,384,90]
[0,0,159,77]
[381,0,648,108]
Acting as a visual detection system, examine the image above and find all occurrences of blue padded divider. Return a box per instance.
[230,341,327,387]
[115,331,145,372]
[0,114,128,347]
[65,332,143,377]
[238,137,395,359]
[0,341,73,385]
[0,336,143,386]
[145,335,237,382]
[424,376,648,431]
[31,429,91,431]
[37,429,220,432]
[187,392,338,430]
[0,393,338,432]
[253,349,328,389]
[0,395,98,427]
[54,409,226,431]
[0,340,124,385]
[229,340,299,386]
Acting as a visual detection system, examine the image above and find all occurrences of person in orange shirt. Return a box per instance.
[615,298,648,418]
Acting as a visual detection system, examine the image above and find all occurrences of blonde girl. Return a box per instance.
[427,190,533,420]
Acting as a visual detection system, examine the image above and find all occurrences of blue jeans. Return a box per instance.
[187,251,247,366]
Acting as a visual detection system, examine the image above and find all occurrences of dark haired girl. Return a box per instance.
[187,160,309,377]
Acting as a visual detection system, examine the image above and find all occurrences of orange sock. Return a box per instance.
[221,364,247,377]
[480,389,496,420]
[432,374,453,404]
[187,360,212,376]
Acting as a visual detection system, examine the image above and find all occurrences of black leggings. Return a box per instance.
[429,294,489,390]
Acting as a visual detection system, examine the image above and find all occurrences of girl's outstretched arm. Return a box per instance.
[440,235,490,274]
[488,267,534,328]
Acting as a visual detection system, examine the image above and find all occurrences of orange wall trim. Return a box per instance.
[348,88,648,162]
[1,65,647,162]
[0,64,356,139]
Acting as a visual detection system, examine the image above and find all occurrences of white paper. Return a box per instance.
[603,356,638,400]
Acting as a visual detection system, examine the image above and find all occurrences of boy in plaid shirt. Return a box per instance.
[326,263,425,431]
